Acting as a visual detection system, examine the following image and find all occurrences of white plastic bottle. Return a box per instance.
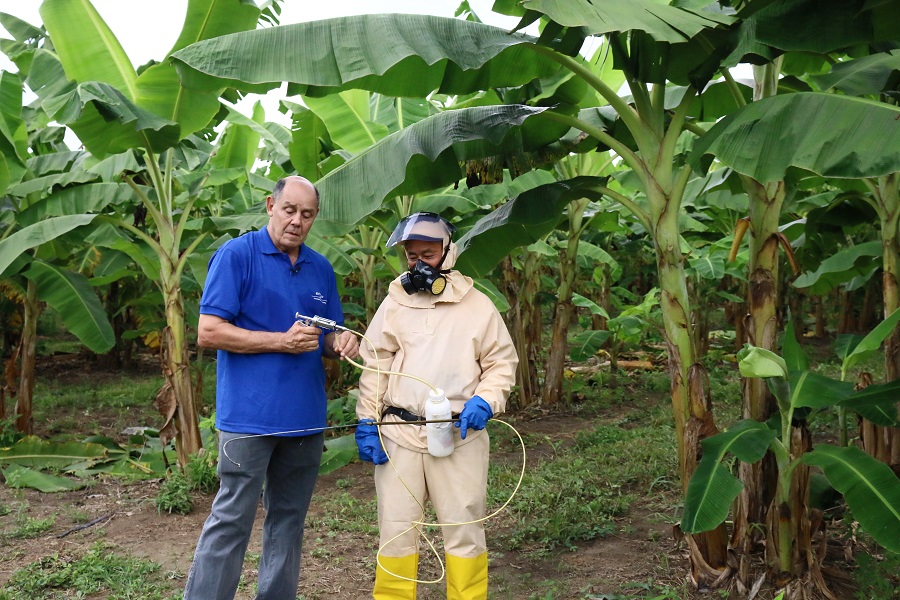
[425,388,455,457]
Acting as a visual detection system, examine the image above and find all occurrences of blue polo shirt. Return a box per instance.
[199,227,344,435]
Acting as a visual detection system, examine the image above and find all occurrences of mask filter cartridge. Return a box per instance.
[401,260,447,295]
[425,388,454,457]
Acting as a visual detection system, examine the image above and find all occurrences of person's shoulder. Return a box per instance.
[302,245,333,268]
[215,231,254,257]
[460,285,499,310]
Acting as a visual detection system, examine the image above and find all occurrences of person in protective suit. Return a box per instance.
[355,212,518,599]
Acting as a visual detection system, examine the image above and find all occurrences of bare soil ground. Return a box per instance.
[0,352,866,599]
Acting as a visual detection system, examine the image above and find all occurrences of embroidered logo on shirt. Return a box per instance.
[312,292,327,304]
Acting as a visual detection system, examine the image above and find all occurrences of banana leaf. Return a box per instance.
[813,50,900,96]
[788,371,854,410]
[0,71,28,182]
[26,49,180,156]
[839,379,900,427]
[134,0,260,135]
[690,93,900,184]
[320,433,357,476]
[0,214,98,275]
[840,306,900,373]
[304,232,356,277]
[171,15,562,97]
[0,435,109,469]
[313,104,551,234]
[17,183,135,227]
[781,322,809,372]
[455,176,605,277]
[802,444,900,554]
[681,419,777,533]
[24,260,115,354]
[304,91,390,154]
[288,105,329,181]
[25,150,83,177]
[570,330,611,362]
[793,241,882,295]
[520,0,732,43]
[8,169,99,199]
[39,0,137,97]
[219,103,290,164]
[83,222,162,281]
[40,0,259,138]
[473,277,510,312]
[211,102,264,172]
[2,464,85,492]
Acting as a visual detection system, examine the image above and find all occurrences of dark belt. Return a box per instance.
[382,405,459,425]
[383,406,426,425]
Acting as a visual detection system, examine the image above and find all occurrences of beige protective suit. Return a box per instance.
[357,242,518,600]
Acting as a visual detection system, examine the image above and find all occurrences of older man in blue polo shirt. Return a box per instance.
[184,176,359,600]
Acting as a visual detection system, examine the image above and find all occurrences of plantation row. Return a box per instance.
[1,1,899,597]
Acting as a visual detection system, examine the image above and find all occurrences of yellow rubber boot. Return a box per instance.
[373,554,418,599]
[445,552,488,600]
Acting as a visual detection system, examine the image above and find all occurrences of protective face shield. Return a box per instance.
[401,260,448,295]
[387,213,456,296]
[386,212,456,249]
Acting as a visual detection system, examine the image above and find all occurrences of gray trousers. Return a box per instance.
[183,431,324,600]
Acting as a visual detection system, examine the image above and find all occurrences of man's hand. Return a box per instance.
[282,322,322,354]
[333,330,359,360]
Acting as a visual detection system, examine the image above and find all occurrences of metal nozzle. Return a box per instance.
[295,313,347,332]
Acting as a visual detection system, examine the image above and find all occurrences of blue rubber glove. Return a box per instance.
[455,396,493,439]
[355,419,388,465]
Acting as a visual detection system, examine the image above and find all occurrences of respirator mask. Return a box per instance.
[401,260,448,295]
[387,212,456,296]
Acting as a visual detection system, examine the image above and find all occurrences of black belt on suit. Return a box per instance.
[382,406,426,424]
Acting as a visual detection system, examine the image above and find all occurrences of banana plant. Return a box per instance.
[682,318,900,579]
[3,0,278,466]
[687,4,900,568]
[812,50,900,468]
[0,70,119,433]
[691,92,900,553]
[570,288,660,388]
[833,309,900,445]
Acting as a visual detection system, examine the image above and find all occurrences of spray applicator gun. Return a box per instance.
[295,313,349,332]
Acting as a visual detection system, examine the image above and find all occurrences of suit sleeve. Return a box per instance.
[356,301,398,422]
[472,303,518,417]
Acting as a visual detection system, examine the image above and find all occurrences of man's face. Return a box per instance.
[266,178,319,255]
[404,239,444,270]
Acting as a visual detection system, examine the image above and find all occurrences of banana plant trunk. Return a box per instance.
[866,173,900,471]
[501,253,542,408]
[159,263,203,467]
[768,425,814,581]
[649,184,729,583]
[542,199,589,405]
[14,279,39,434]
[734,179,785,564]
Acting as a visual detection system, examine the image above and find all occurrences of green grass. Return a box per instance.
[155,469,193,515]
[487,413,678,555]
[306,491,379,535]
[853,549,900,599]
[0,542,180,600]
[5,514,56,540]
[34,376,164,413]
